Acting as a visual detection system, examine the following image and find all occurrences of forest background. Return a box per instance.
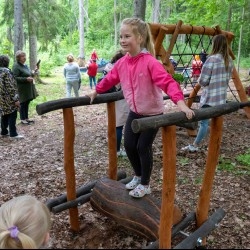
[0,0,249,78]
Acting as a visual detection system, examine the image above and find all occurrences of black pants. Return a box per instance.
[124,111,159,185]
[20,100,30,120]
[1,110,18,137]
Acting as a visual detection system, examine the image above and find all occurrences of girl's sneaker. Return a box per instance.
[129,184,151,198]
[125,176,141,190]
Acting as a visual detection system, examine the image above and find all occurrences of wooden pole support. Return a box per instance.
[196,116,224,244]
[107,102,117,180]
[63,108,79,231]
[159,125,177,249]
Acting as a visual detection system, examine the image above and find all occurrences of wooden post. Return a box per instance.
[231,67,250,118]
[159,125,177,249]
[196,116,224,244]
[107,102,117,180]
[63,108,79,231]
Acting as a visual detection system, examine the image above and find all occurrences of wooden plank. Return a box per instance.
[196,116,224,245]
[63,108,79,231]
[159,125,177,249]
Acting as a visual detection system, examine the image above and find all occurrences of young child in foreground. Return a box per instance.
[0,195,51,249]
[87,17,194,198]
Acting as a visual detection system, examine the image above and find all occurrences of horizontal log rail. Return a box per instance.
[132,101,250,133]
[36,91,197,116]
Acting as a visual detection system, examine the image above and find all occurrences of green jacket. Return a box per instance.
[12,62,38,103]
[0,67,19,116]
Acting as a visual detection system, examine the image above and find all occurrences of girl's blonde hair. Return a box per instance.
[121,18,155,57]
[0,195,51,249]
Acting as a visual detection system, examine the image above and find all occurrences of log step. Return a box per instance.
[90,177,183,241]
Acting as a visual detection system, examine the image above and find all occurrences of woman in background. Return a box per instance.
[12,50,38,125]
[63,54,81,97]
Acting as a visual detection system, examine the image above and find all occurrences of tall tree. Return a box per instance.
[152,0,161,23]
[79,0,85,61]
[14,0,23,55]
[133,0,146,20]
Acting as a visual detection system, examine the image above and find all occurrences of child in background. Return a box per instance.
[182,34,234,152]
[0,195,51,249]
[87,17,194,198]
[181,63,191,91]
[87,59,98,89]
[102,50,129,157]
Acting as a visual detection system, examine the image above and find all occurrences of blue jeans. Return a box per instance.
[66,80,79,98]
[89,76,96,89]
[194,105,211,145]
[194,119,209,145]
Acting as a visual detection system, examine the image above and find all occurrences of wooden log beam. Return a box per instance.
[143,212,196,249]
[154,26,168,57]
[159,126,176,249]
[63,108,79,231]
[36,91,124,115]
[148,22,234,43]
[51,175,132,214]
[196,116,224,245]
[46,170,127,210]
[107,102,117,180]
[90,177,183,241]
[131,102,241,133]
[173,208,226,249]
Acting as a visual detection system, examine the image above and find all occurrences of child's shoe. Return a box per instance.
[129,184,151,198]
[181,144,199,152]
[125,176,141,190]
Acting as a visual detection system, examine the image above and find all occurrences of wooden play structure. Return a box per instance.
[36,21,250,249]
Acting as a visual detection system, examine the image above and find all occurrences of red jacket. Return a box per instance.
[87,62,98,77]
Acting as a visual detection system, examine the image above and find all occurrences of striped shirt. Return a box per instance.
[198,54,234,107]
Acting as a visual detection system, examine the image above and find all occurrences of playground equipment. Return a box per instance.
[36,21,250,249]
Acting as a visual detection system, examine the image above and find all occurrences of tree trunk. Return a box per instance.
[133,0,146,20]
[237,3,245,72]
[152,0,161,23]
[14,0,24,55]
[114,0,118,48]
[79,0,85,59]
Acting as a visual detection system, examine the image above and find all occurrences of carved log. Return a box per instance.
[46,170,127,211]
[131,102,241,133]
[90,177,183,241]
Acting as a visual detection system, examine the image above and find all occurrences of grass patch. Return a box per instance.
[217,150,250,175]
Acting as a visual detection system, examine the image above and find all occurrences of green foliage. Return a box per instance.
[236,150,250,167]
[173,73,184,84]
[217,152,250,176]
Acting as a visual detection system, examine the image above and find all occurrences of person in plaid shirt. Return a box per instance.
[182,34,234,152]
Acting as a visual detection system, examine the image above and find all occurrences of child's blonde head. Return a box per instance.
[0,195,51,249]
[121,18,155,56]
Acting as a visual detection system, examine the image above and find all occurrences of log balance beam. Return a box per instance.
[36,89,249,248]
[131,101,249,249]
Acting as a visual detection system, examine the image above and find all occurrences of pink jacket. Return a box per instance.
[96,51,184,115]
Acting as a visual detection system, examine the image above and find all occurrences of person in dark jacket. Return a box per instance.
[12,50,38,125]
[0,55,24,139]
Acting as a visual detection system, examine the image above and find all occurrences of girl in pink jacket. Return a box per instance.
[87,17,194,198]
